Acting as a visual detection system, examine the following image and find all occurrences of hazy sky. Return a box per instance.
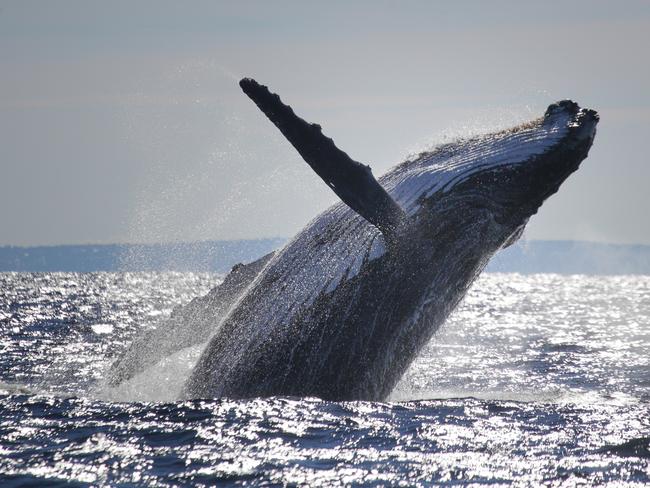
[1,1,649,246]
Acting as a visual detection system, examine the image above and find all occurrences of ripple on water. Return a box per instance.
[0,272,649,485]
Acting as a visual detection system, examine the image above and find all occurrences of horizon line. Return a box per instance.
[1,238,650,250]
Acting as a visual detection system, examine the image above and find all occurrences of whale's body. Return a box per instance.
[178,83,598,401]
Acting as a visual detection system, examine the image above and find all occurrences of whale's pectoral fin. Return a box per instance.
[240,78,406,240]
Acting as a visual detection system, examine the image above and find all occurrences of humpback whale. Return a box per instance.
[178,80,599,401]
[110,79,598,401]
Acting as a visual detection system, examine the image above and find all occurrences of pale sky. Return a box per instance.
[1,1,649,246]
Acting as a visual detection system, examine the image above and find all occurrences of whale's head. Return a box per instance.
[386,100,598,253]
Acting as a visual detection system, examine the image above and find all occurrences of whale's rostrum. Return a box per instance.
[172,81,598,401]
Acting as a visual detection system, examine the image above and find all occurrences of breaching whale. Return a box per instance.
[109,79,598,401]
[180,79,599,401]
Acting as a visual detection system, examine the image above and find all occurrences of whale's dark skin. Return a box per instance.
[180,80,598,401]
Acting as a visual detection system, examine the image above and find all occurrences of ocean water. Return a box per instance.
[0,272,648,486]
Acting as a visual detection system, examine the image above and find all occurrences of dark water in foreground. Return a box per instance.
[1,273,649,486]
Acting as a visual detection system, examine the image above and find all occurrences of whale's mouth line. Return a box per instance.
[444,102,599,229]
[518,104,598,218]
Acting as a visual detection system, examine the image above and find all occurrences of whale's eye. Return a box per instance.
[544,103,561,119]
[545,100,579,119]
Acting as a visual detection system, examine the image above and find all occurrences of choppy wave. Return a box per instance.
[1,272,649,485]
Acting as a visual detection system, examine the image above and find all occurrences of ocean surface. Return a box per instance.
[0,272,648,486]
